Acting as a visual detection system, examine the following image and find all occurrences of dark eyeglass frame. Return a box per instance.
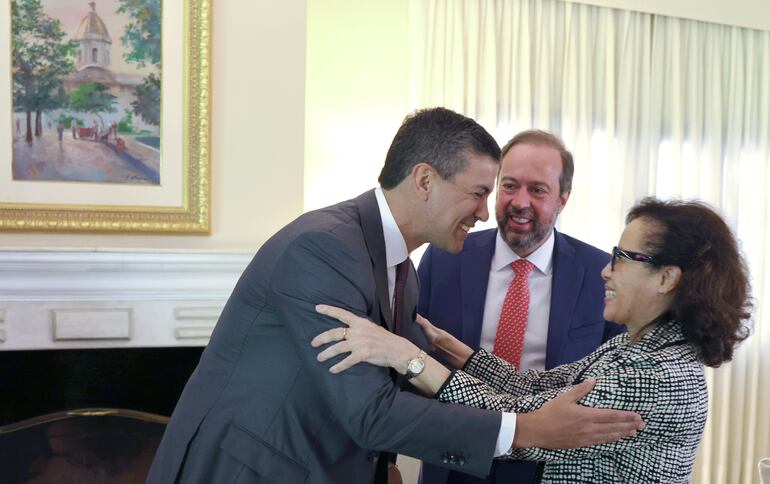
[611,246,658,271]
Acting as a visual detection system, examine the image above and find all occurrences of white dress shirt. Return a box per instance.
[479,230,555,371]
[374,187,409,308]
[374,187,516,456]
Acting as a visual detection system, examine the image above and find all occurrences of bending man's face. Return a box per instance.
[424,152,498,254]
[495,143,569,257]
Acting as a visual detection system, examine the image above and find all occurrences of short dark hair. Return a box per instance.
[627,197,752,367]
[500,130,574,194]
[378,107,501,189]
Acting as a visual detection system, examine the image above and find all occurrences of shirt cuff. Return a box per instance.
[494,412,517,457]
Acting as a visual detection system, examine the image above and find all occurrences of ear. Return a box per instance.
[557,190,571,214]
[658,266,683,294]
[411,163,433,201]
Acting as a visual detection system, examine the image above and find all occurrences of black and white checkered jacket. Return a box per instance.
[437,319,707,483]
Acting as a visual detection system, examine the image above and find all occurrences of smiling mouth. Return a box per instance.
[605,289,616,298]
[510,216,531,224]
[460,223,471,233]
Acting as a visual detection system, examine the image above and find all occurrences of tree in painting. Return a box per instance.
[132,73,161,126]
[11,0,77,143]
[69,83,118,128]
[118,0,161,127]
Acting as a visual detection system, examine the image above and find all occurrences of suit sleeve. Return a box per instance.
[270,231,501,477]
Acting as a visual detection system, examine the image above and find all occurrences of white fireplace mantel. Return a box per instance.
[0,249,254,350]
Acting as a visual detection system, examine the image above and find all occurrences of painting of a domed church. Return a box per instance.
[11,0,162,185]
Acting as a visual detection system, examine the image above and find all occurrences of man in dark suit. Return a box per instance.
[147,113,641,484]
[419,130,625,484]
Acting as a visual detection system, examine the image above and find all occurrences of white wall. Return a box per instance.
[304,0,410,211]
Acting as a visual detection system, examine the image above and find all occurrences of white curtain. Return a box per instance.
[409,1,770,482]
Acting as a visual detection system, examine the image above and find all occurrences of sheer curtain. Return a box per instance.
[409,1,770,482]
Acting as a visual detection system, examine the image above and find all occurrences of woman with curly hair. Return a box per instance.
[312,197,751,483]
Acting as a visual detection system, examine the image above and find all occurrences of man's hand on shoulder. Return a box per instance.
[512,378,645,449]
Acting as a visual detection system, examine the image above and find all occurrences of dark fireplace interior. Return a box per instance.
[0,347,203,482]
[0,347,203,426]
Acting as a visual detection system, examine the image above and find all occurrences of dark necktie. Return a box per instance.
[374,260,412,484]
[392,259,410,335]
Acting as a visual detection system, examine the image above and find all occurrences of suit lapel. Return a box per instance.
[356,190,395,332]
[460,230,496,348]
[546,231,583,369]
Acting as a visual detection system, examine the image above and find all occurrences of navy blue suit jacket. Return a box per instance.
[417,228,624,484]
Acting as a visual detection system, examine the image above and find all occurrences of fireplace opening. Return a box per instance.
[0,347,203,482]
[0,347,203,426]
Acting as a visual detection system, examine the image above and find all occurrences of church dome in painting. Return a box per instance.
[73,2,112,70]
[74,2,112,42]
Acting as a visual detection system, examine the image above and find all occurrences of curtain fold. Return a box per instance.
[409,1,770,482]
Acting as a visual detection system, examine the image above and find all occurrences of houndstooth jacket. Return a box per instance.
[437,319,707,483]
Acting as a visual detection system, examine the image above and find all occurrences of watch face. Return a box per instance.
[408,358,425,374]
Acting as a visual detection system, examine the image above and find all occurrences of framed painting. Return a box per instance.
[0,0,210,233]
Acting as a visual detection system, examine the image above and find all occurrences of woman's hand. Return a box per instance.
[415,314,474,369]
[311,304,420,375]
[414,314,443,350]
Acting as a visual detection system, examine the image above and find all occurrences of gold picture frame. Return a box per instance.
[0,0,211,233]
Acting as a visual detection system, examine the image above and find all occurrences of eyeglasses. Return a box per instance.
[611,246,658,271]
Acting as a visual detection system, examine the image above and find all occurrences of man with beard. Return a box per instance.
[417,130,625,484]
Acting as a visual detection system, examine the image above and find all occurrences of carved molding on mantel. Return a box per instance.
[0,249,253,350]
[0,249,253,300]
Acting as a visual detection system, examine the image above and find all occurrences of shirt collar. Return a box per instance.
[374,186,409,268]
[491,228,555,275]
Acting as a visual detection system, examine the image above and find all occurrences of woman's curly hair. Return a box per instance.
[627,197,752,367]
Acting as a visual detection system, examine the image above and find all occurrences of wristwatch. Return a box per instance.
[405,350,427,380]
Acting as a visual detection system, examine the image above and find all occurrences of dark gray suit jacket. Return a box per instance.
[146,190,501,484]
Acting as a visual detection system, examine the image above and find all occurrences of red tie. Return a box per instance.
[493,258,534,367]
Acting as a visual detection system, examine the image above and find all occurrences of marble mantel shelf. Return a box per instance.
[0,249,254,350]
